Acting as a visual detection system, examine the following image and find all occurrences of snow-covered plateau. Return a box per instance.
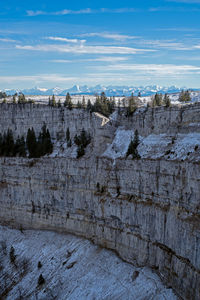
[0,226,177,300]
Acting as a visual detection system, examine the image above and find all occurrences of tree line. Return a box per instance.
[48,92,115,117]
[0,125,53,158]
[148,90,191,108]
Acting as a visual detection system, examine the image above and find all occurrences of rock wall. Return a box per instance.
[0,156,200,299]
[117,101,200,136]
[0,103,112,142]
[0,103,200,299]
[1,102,200,139]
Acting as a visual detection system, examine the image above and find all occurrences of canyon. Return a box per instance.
[0,102,200,299]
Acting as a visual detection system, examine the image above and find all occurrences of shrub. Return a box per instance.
[38,274,45,286]
[9,246,16,264]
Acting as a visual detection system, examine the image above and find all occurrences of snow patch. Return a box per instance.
[103,128,134,159]
[0,226,177,300]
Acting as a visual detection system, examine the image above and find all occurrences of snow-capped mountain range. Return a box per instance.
[2,85,199,97]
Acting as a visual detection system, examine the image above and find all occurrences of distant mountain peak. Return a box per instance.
[3,85,198,97]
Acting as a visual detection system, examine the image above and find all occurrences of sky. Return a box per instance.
[1,0,200,89]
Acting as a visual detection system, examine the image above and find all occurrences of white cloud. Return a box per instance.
[45,36,86,44]
[80,32,139,41]
[95,63,200,75]
[50,57,129,63]
[138,39,192,50]
[26,10,45,16]
[0,38,16,42]
[26,8,139,17]
[16,44,155,55]
[0,74,77,84]
[26,8,93,16]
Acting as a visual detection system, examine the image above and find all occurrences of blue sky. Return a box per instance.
[1,0,200,89]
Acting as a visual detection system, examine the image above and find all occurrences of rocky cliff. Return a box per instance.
[0,103,200,299]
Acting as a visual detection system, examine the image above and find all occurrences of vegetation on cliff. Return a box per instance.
[126,129,141,159]
[74,128,91,158]
[0,124,53,158]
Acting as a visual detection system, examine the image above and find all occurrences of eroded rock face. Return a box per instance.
[0,103,200,299]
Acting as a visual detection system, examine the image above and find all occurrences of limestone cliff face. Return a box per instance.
[0,103,200,299]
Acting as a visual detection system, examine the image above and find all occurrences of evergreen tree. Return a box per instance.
[74,128,91,158]
[4,129,15,156]
[52,95,56,107]
[77,101,82,109]
[12,95,17,104]
[66,128,70,142]
[64,93,73,110]
[126,129,140,159]
[0,133,3,156]
[18,93,26,104]
[0,91,7,99]
[179,90,191,102]
[57,99,62,107]
[66,128,72,147]
[14,136,26,157]
[26,128,37,158]
[163,93,171,107]
[154,93,163,106]
[86,99,93,112]
[77,145,85,158]
[37,124,53,156]
[82,96,86,109]
[44,128,53,154]
[126,93,137,117]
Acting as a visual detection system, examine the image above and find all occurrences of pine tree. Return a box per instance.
[126,130,140,159]
[0,133,3,156]
[66,128,70,142]
[82,96,86,109]
[64,93,73,110]
[38,124,53,156]
[52,95,56,107]
[163,93,171,107]
[74,128,91,158]
[66,128,72,147]
[12,95,17,104]
[18,93,26,104]
[77,101,82,109]
[126,93,137,116]
[179,90,191,102]
[5,129,15,156]
[44,129,53,154]
[154,93,163,106]
[26,128,37,158]
[14,136,26,157]
[86,99,93,112]
[57,99,62,107]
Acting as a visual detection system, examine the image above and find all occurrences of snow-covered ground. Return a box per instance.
[139,90,200,106]
[103,128,134,160]
[0,226,176,300]
[102,128,200,161]
[49,141,78,158]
